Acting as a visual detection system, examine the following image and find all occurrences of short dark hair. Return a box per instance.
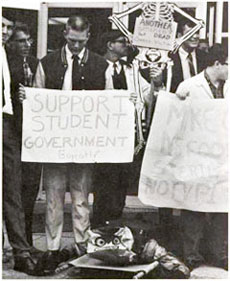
[66,15,90,32]
[206,43,228,66]
[9,23,30,41]
[100,30,124,54]
[177,19,195,35]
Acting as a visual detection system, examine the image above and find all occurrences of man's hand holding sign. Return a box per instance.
[138,91,228,213]
[21,88,135,163]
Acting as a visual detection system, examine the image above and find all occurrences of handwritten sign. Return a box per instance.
[133,17,177,51]
[138,92,228,212]
[22,88,135,163]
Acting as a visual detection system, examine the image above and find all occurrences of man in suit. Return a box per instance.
[92,30,153,227]
[167,19,207,93]
[32,15,108,275]
[176,43,228,270]
[2,18,37,275]
[7,23,42,250]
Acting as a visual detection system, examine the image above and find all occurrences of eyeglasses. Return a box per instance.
[14,38,33,45]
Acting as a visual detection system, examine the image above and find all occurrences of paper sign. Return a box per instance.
[133,17,177,51]
[22,88,135,163]
[138,92,228,212]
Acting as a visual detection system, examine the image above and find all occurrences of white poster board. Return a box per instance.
[133,17,177,51]
[138,92,228,212]
[22,88,135,163]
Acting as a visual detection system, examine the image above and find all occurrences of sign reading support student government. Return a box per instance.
[22,88,135,163]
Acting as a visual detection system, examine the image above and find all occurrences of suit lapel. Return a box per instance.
[223,80,229,99]
[195,72,214,99]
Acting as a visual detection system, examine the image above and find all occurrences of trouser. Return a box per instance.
[21,162,42,246]
[182,210,228,265]
[93,163,130,227]
[43,163,93,252]
[3,115,31,256]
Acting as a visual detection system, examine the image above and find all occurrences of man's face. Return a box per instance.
[110,36,129,58]
[64,28,89,55]
[9,31,32,57]
[2,17,13,45]
[181,24,200,51]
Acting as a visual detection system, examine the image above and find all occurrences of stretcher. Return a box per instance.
[69,254,159,279]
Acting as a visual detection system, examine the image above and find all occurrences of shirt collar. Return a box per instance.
[204,69,224,97]
[77,47,86,61]
[106,59,120,67]
[204,69,212,85]
[65,44,86,61]
[179,47,196,59]
[65,44,73,60]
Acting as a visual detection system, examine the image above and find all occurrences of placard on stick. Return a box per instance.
[133,17,177,51]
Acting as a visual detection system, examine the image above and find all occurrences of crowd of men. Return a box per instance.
[2,13,228,277]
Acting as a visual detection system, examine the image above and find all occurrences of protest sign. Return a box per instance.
[133,17,177,50]
[22,88,135,163]
[138,92,228,212]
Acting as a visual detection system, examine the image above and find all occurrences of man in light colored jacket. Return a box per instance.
[176,43,228,270]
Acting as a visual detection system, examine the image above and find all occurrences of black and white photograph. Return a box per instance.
[1,0,229,279]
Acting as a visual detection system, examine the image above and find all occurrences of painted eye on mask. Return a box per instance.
[95,237,106,247]
[113,236,121,246]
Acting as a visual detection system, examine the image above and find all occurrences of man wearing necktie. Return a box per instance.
[32,15,108,275]
[176,43,228,270]
[92,30,152,228]
[7,23,41,252]
[2,18,37,275]
[165,19,208,94]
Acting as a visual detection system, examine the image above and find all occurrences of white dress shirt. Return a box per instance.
[179,47,198,80]
[62,45,85,90]
[105,60,123,89]
[2,46,13,115]
[105,59,150,102]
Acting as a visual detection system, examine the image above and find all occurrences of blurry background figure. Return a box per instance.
[2,18,14,261]
[165,19,208,93]
[198,39,209,53]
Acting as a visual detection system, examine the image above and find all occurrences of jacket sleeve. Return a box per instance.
[141,239,190,279]
[175,80,189,96]
[33,62,46,88]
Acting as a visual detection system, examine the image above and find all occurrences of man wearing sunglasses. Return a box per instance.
[92,30,154,228]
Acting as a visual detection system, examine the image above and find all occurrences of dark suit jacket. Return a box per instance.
[165,49,208,93]
[7,53,39,139]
